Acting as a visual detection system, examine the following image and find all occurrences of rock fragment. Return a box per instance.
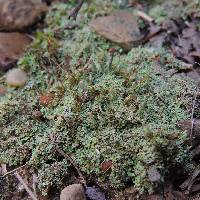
[90,10,143,51]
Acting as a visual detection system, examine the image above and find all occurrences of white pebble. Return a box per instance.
[6,68,27,87]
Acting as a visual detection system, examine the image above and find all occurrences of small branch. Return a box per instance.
[56,147,86,184]
[50,135,86,187]
[142,25,162,44]
[14,172,38,200]
[108,48,116,69]
[0,164,27,178]
[190,88,198,139]
[137,10,154,23]
[1,164,7,175]
[64,24,79,30]
[32,173,38,196]
[180,165,200,193]
[69,0,85,20]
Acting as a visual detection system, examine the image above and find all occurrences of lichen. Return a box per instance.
[0,1,197,197]
[148,0,200,23]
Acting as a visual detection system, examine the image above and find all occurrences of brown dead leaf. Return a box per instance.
[100,160,112,172]
[146,18,200,77]
[170,21,200,65]
[39,92,55,107]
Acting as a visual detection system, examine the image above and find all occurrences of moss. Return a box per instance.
[0,1,197,196]
[148,0,200,23]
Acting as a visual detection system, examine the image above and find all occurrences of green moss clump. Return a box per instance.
[148,0,200,23]
[0,1,196,196]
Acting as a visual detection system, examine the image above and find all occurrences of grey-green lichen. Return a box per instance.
[148,0,200,24]
[0,1,197,197]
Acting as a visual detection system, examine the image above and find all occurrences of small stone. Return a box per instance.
[60,184,86,200]
[6,68,27,87]
[32,110,43,119]
[147,166,161,182]
[90,10,143,51]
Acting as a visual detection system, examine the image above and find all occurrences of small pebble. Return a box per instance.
[32,110,43,119]
[6,68,27,87]
[147,166,161,182]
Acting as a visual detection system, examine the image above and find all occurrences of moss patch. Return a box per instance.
[0,1,197,196]
[148,0,200,24]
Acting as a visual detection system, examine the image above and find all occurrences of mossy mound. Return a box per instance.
[0,1,197,196]
[148,0,200,24]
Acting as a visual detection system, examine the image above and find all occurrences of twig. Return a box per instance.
[108,48,116,69]
[190,88,198,139]
[14,172,38,200]
[50,135,86,187]
[56,146,85,184]
[142,25,162,44]
[32,173,38,195]
[180,165,200,193]
[137,10,154,23]
[69,0,85,20]
[64,24,79,30]
[26,33,35,41]
[0,164,27,178]
[1,164,7,175]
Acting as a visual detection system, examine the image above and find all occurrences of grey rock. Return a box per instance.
[60,184,86,200]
